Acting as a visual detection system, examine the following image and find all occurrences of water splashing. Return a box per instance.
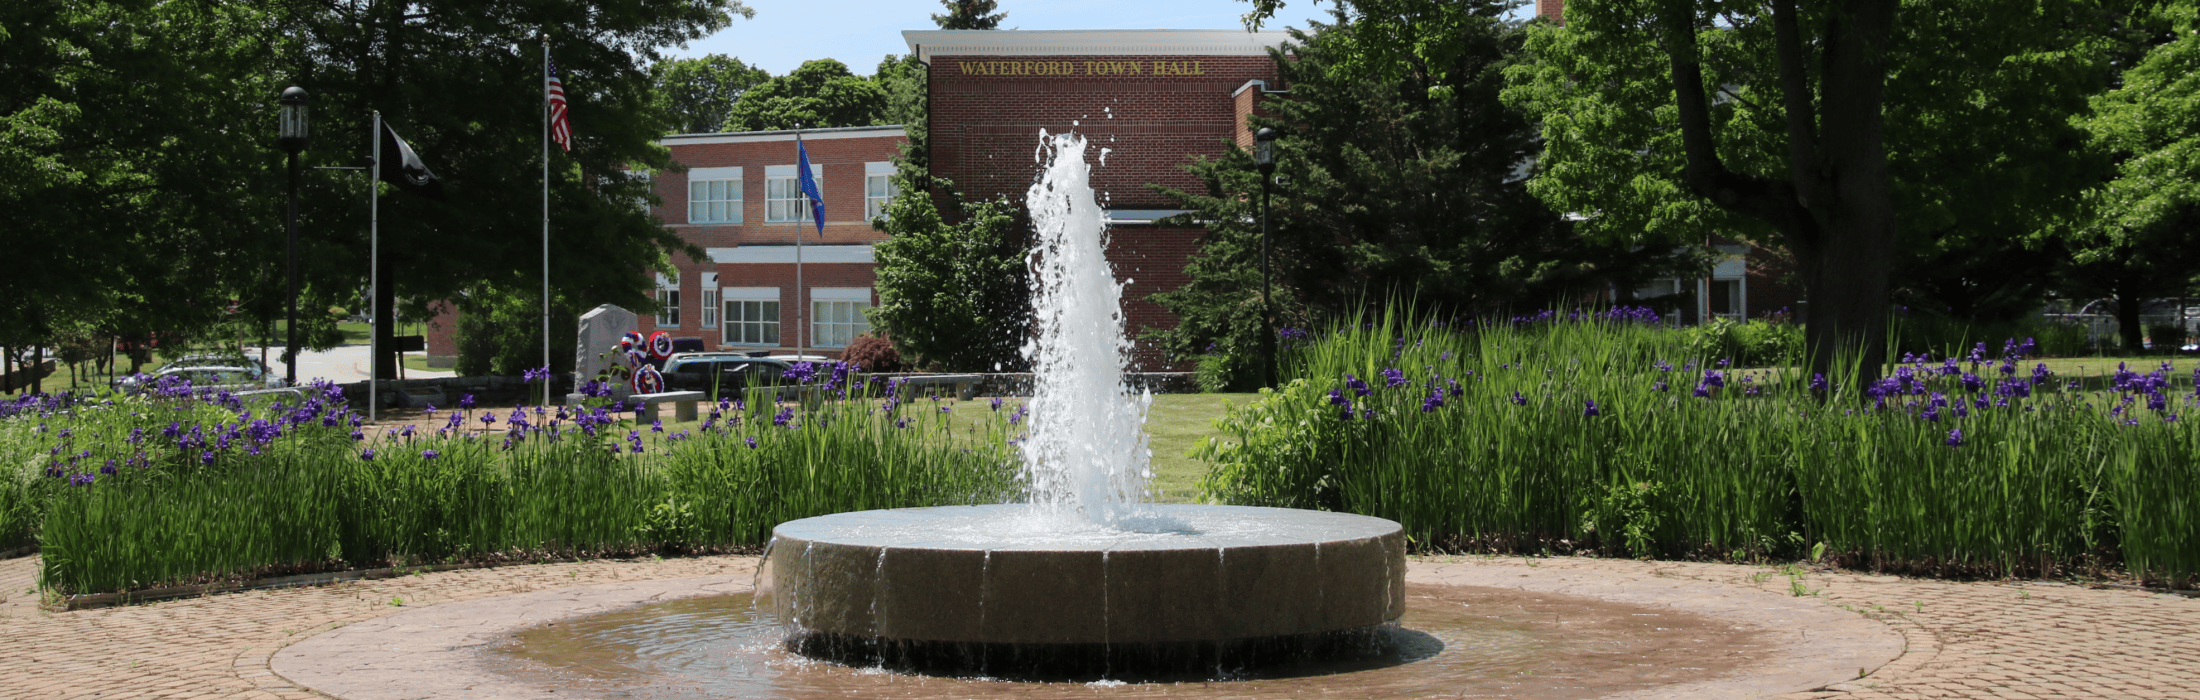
[1018,130,1154,527]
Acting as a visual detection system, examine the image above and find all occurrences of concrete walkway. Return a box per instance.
[0,553,2193,699]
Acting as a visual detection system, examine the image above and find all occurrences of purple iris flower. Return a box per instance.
[745,436,759,448]
[1510,391,1527,406]
[1583,400,1600,417]
[1346,374,1371,397]
[1945,428,1964,447]
[1380,368,1408,388]
[1810,373,1828,392]
[421,449,440,460]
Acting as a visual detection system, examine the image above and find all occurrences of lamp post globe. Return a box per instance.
[1253,126,1279,388]
[278,87,310,154]
[278,86,309,386]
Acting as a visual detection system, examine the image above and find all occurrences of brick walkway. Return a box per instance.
[1,552,2193,699]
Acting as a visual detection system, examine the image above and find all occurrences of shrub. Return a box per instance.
[842,335,904,372]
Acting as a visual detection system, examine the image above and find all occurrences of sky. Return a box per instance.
[666,0,1528,76]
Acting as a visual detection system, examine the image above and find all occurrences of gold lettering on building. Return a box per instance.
[960,59,1206,76]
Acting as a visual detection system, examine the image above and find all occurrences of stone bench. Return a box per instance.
[630,390,706,423]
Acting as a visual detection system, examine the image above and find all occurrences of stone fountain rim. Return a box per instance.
[770,503,1403,552]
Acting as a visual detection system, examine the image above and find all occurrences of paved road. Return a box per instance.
[244,344,453,384]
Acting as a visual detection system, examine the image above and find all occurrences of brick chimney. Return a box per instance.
[1536,0,1565,24]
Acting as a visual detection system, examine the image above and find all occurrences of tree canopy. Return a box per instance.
[933,0,1008,30]
[722,59,889,131]
[868,172,1028,372]
[2,0,745,383]
[2054,3,2200,349]
[652,54,771,135]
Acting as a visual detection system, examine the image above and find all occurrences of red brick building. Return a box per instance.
[637,126,908,358]
[908,29,1291,367]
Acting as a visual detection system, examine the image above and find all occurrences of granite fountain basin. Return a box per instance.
[764,504,1406,678]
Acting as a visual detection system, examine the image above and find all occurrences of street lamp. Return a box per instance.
[278,86,309,387]
[1253,127,1278,389]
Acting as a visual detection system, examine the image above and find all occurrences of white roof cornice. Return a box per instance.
[660,125,905,145]
[903,29,1293,62]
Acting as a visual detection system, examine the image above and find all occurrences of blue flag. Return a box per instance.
[796,137,825,236]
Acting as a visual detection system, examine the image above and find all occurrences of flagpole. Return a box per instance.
[542,34,553,407]
[805,122,814,358]
[369,111,382,423]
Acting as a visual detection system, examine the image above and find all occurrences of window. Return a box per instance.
[656,273,680,327]
[1708,279,1744,320]
[811,288,872,348]
[766,164,823,223]
[865,162,897,220]
[687,167,743,224]
[723,288,781,346]
[698,273,719,329]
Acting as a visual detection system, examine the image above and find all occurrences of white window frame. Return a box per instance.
[722,287,781,347]
[656,273,681,328]
[766,164,823,223]
[698,273,720,329]
[810,287,873,348]
[864,162,897,220]
[687,166,743,224]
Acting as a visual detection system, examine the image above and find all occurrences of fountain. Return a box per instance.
[760,132,1405,679]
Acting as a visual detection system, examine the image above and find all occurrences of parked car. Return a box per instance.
[154,354,272,375]
[116,364,282,391]
[660,353,793,397]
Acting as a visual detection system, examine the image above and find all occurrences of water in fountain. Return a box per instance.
[1017,130,1154,528]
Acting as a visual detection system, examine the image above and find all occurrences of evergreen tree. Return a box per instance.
[1147,9,1699,376]
[869,172,1028,372]
[933,0,1007,30]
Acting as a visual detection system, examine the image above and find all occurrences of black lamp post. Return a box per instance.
[1254,127,1279,389]
[278,87,309,387]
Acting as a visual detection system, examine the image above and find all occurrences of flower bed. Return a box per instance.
[1198,308,2198,583]
[3,367,1018,595]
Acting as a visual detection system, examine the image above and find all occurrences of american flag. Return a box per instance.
[546,54,572,151]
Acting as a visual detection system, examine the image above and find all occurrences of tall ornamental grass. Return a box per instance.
[1199,307,2200,583]
[7,367,1019,595]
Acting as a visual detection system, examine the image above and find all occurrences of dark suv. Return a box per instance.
[660,353,793,397]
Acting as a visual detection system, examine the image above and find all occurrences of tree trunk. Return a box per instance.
[2115,290,2144,353]
[3,345,13,395]
[1658,0,1899,384]
[30,344,44,396]
[375,268,398,380]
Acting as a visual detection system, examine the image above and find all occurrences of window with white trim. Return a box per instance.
[766,164,823,223]
[810,287,872,348]
[656,273,680,327]
[722,287,781,346]
[698,273,719,329]
[864,162,897,220]
[687,167,743,224]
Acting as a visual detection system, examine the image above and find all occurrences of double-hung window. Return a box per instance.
[810,287,873,348]
[766,164,823,223]
[698,273,719,329]
[722,287,781,346]
[655,273,681,327]
[864,162,897,220]
[687,167,743,224]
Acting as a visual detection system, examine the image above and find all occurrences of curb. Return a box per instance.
[45,561,506,612]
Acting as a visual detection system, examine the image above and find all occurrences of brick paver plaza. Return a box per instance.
[0,552,2193,699]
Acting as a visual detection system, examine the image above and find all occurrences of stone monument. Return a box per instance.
[567,304,636,404]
